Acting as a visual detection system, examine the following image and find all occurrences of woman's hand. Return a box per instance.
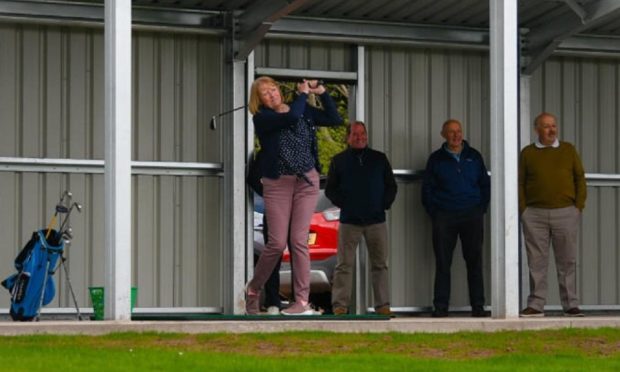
[308,80,326,95]
[297,80,310,94]
[275,103,289,113]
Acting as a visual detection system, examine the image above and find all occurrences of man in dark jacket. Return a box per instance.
[326,121,397,316]
[422,119,490,318]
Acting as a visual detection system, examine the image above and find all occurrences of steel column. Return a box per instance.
[104,0,132,321]
[519,75,532,309]
[489,0,520,319]
[223,57,248,314]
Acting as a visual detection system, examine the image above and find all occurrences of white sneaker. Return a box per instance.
[281,302,318,316]
[266,306,280,315]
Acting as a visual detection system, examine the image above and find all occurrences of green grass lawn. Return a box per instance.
[1,328,619,371]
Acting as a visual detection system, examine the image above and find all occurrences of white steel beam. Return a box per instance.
[104,0,132,321]
[223,58,248,314]
[356,45,365,123]
[355,45,366,314]
[519,75,532,309]
[489,0,520,319]
[245,52,256,312]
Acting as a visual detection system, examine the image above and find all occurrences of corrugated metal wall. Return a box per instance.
[0,23,224,309]
[365,46,491,309]
[365,47,620,310]
[254,39,354,72]
[530,56,620,307]
[2,22,619,313]
[254,41,494,309]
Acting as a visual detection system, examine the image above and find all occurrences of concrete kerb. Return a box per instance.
[1,317,620,335]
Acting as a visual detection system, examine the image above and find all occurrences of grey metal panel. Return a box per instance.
[0,25,19,157]
[388,182,434,306]
[365,46,491,308]
[254,39,353,72]
[0,23,225,310]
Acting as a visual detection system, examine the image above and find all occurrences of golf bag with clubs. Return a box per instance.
[1,191,83,321]
[1,230,64,321]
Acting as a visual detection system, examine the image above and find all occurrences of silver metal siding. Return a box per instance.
[254,39,353,72]
[365,46,492,309]
[0,23,224,309]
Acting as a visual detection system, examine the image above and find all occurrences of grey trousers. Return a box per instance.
[522,206,581,311]
[331,222,389,310]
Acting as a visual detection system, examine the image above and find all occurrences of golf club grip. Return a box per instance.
[45,215,57,239]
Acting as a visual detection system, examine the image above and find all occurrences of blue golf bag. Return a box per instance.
[2,229,63,321]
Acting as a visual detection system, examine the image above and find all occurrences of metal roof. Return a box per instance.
[123,0,620,36]
[3,1,620,71]
[43,1,620,36]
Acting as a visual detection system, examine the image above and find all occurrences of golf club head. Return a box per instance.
[55,204,69,213]
[210,116,217,130]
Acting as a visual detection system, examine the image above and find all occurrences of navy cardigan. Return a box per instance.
[253,92,343,179]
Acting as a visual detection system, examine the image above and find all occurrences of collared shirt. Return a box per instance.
[534,138,560,148]
[442,143,463,162]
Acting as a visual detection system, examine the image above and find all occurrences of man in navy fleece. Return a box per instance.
[422,119,490,318]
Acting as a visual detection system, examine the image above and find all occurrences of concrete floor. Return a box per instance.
[1,316,620,335]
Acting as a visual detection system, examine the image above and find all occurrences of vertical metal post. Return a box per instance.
[245,51,255,305]
[490,0,520,318]
[356,45,365,123]
[223,57,247,314]
[519,75,532,307]
[104,0,132,321]
[354,45,367,314]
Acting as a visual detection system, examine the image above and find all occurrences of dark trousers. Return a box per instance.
[262,215,282,309]
[431,207,485,310]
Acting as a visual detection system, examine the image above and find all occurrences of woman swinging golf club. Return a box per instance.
[244,77,343,315]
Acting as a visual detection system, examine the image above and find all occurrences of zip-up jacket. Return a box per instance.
[325,147,398,225]
[422,140,490,216]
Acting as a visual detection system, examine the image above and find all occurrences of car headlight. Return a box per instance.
[322,208,340,221]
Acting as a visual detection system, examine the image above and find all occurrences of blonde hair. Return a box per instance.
[248,76,280,115]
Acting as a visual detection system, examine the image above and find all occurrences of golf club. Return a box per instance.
[45,191,72,239]
[62,230,73,240]
[210,105,246,130]
[58,202,82,234]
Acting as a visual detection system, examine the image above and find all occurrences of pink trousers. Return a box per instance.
[248,169,319,304]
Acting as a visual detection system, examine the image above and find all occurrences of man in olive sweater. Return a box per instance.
[519,112,587,318]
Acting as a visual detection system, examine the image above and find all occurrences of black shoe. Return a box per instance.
[472,306,491,318]
[564,307,584,317]
[520,307,544,317]
[432,308,449,318]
